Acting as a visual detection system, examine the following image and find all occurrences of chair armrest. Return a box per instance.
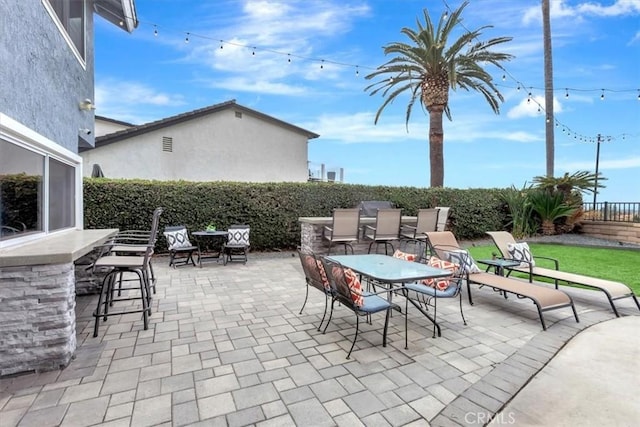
[533,255,559,270]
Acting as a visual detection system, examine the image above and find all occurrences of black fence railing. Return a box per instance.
[582,202,640,222]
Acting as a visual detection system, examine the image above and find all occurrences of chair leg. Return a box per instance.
[367,241,375,254]
[382,308,391,347]
[459,293,467,326]
[323,299,336,334]
[318,293,329,332]
[299,284,310,315]
[432,296,438,338]
[405,291,409,350]
[93,274,109,337]
[136,269,149,331]
[346,315,360,359]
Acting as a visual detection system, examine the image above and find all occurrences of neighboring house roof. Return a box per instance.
[85,99,320,152]
[95,115,135,127]
[94,0,138,33]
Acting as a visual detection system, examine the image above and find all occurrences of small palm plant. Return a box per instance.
[501,184,536,238]
[528,190,576,235]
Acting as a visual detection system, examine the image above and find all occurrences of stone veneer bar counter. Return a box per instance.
[0,229,117,376]
[299,216,417,255]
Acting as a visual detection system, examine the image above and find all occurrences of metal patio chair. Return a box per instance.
[322,208,360,255]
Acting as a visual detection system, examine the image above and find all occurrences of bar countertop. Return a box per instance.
[0,228,118,267]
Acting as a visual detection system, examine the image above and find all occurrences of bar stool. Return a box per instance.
[92,244,153,337]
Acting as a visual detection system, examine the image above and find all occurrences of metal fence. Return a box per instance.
[582,202,640,222]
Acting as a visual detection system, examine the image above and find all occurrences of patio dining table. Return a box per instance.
[326,254,453,345]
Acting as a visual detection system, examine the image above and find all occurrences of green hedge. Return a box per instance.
[83,179,509,252]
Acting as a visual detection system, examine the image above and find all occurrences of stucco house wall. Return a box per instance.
[0,0,95,151]
[95,116,133,136]
[82,103,317,182]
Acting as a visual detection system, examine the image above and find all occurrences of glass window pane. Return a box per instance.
[0,139,44,240]
[49,158,75,231]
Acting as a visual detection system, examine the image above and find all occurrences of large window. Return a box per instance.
[0,114,81,246]
[44,0,86,63]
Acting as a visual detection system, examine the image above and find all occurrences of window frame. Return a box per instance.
[42,0,87,68]
[0,113,83,248]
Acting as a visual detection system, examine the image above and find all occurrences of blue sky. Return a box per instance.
[94,0,640,202]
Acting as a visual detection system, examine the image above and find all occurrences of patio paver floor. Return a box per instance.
[1,253,638,426]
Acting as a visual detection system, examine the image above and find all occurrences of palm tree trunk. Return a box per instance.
[428,106,445,187]
[542,0,555,177]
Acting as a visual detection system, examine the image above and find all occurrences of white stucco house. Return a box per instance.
[81,100,320,182]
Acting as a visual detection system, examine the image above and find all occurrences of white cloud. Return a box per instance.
[178,0,371,96]
[507,95,564,119]
[94,81,187,123]
[523,0,640,24]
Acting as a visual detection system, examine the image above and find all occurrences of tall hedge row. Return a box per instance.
[83,179,509,252]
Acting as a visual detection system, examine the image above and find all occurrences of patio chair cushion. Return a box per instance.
[404,281,458,298]
[359,291,391,313]
[507,242,536,267]
[340,267,364,307]
[164,228,193,249]
[421,257,457,291]
[393,249,416,262]
[445,249,481,274]
[311,258,330,290]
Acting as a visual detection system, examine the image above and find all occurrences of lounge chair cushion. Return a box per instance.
[422,257,457,291]
[507,242,536,267]
[164,228,193,250]
[393,249,416,262]
[445,249,481,274]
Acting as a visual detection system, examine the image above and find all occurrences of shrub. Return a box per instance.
[83,179,509,251]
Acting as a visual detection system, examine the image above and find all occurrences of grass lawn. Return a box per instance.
[466,243,640,295]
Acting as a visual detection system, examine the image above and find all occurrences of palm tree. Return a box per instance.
[365,1,513,187]
[542,0,555,177]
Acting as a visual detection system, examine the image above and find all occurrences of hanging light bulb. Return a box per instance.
[185,32,190,43]
[502,74,506,81]
[287,54,291,63]
[527,91,532,103]
[565,88,569,98]
[320,60,324,69]
[252,47,256,56]
[600,89,605,100]
[516,85,520,91]
[443,10,449,20]
[220,40,224,49]
[153,25,158,36]
[355,66,359,76]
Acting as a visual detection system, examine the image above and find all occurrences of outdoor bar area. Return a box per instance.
[299,215,418,254]
[0,229,117,376]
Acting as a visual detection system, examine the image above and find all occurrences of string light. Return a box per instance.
[119,12,639,144]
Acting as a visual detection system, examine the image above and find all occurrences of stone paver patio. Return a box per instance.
[1,253,638,427]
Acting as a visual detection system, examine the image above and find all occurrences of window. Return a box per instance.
[0,114,81,246]
[43,0,86,63]
[0,141,44,240]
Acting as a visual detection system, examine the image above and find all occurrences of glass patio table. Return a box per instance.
[326,254,453,342]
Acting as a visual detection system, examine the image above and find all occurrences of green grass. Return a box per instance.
[466,243,640,295]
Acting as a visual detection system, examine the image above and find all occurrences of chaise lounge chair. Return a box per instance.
[486,231,640,317]
[424,232,579,330]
